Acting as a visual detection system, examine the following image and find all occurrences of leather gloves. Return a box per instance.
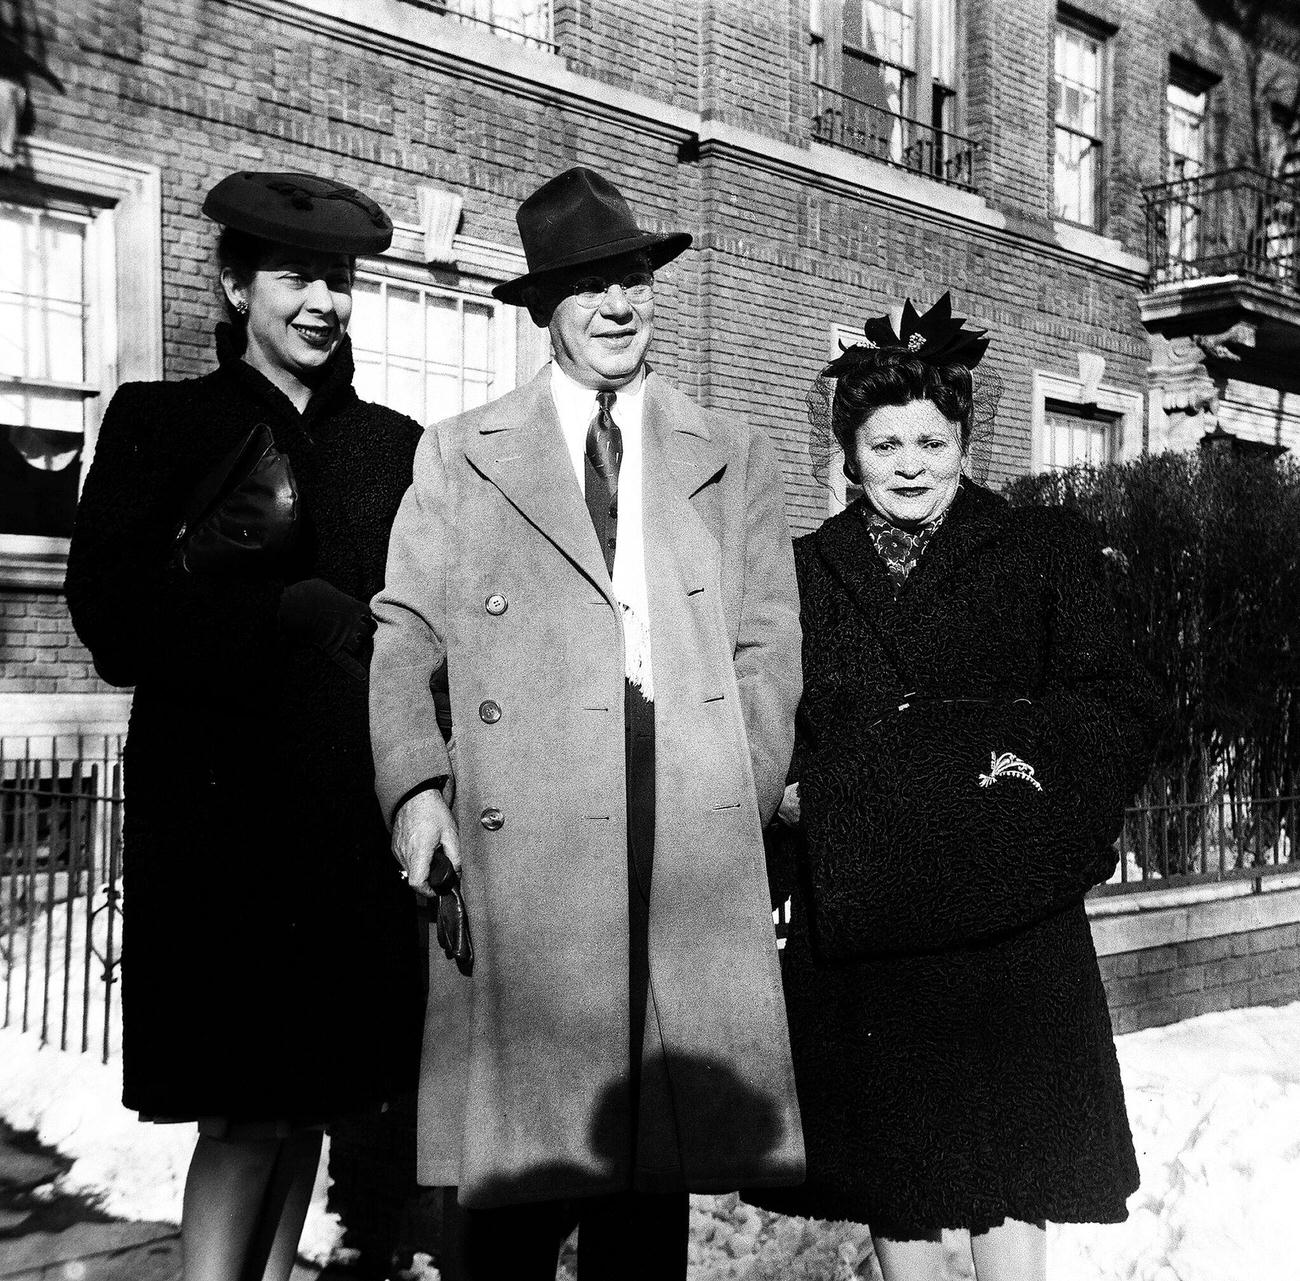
[278,577,375,681]
[175,425,298,574]
[427,845,474,977]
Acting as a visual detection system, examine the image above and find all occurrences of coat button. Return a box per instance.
[480,807,504,831]
[479,699,501,724]
[485,594,507,615]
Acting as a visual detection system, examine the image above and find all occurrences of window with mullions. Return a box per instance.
[1041,400,1118,470]
[412,0,553,49]
[1166,68,1210,267]
[842,0,917,160]
[1054,18,1107,228]
[0,202,103,541]
[810,0,967,185]
[350,273,508,427]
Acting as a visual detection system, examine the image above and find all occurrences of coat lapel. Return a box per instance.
[644,371,731,504]
[640,372,725,613]
[812,482,1013,690]
[462,367,615,605]
[902,480,1011,603]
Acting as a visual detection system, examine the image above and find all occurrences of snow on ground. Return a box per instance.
[0,900,345,1263]
[1046,1001,1300,1281]
[4,893,1299,1281]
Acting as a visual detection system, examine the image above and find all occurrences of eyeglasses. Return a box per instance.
[569,270,655,308]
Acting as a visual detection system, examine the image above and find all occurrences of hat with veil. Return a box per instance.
[807,292,1002,486]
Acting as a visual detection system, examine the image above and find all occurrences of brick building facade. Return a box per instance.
[1,0,1298,741]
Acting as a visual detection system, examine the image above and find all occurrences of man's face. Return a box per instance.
[547,254,655,390]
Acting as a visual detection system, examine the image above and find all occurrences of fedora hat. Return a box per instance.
[492,167,691,305]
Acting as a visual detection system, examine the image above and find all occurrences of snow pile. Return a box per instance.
[679,1003,1300,1281]
[3,992,1299,1278]
[1046,1001,1300,1281]
[0,1026,344,1262]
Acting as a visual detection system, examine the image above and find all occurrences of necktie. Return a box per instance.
[585,390,622,577]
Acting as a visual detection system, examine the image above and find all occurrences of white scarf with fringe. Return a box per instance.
[550,362,654,700]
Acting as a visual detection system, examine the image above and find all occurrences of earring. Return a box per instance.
[234,299,249,316]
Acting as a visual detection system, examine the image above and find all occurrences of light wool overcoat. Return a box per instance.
[370,365,805,1209]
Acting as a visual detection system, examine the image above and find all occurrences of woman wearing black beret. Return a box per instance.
[750,296,1159,1280]
[65,172,424,1281]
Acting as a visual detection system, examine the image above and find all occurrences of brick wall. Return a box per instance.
[1099,919,1300,1035]
[0,595,99,696]
[1090,881,1300,1034]
[2,0,1297,713]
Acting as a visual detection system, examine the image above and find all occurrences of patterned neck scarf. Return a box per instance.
[863,505,948,594]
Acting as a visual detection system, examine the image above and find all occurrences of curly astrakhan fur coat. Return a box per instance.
[750,480,1159,1238]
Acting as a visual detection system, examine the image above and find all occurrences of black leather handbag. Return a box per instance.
[174,423,298,574]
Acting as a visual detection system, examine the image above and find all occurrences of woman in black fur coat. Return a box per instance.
[65,173,423,1281]
[751,296,1159,1281]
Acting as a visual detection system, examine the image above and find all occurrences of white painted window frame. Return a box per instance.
[1031,370,1144,473]
[0,141,161,591]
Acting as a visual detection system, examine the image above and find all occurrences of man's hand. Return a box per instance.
[777,781,801,827]
[393,786,461,892]
[393,787,473,975]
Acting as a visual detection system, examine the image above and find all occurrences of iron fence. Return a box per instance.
[1143,166,1300,290]
[810,81,980,191]
[771,790,1300,936]
[1098,790,1300,896]
[1,736,124,1062]
[5,733,1294,1048]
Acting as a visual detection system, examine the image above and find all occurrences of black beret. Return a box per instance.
[202,171,393,255]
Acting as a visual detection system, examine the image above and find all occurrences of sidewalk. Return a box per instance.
[0,1121,323,1281]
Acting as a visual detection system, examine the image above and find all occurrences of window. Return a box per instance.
[350,263,516,427]
[1032,371,1143,472]
[810,0,971,187]
[1267,102,1299,180]
[0,204,100,541]
[1165,65,1210,267]
[1167,81,1207,182]
[1041,401,1119,469]
[0,144,160,589]
[842,0,917,159]
[417,0,553,50]
[1053,16,1108,228]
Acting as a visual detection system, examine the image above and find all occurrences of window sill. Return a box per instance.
[267,0,560,73]
[0,535,70,591]
[1052,219,1148,277]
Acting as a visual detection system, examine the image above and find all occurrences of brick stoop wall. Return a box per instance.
[1089,876,1300,1035]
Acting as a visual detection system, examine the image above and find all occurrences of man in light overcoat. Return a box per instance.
[369,167,804,1281]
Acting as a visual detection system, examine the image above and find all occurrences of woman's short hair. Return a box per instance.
[832,349,975,456]
[215,227,274,326]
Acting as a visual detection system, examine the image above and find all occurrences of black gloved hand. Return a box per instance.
[426,846,473,977]
[278,577,376,681]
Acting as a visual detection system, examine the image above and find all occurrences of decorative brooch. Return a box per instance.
[978,751,1043,792]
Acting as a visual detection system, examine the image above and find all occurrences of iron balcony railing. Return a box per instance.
[1,737,124,1063]
[404,0,558,52]
[1143,166,1300,291]
[810,81,979,192]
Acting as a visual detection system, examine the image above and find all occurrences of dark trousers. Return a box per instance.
[448,682,688,1281]
[456,1190,689,1280]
